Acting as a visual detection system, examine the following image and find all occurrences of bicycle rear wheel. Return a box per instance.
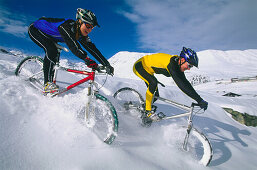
[85,93,118,144]
[15,56,44,90]
[113,87,144,114]
[182,127,213,166]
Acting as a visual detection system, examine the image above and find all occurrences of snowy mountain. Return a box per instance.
[1,48,257,169]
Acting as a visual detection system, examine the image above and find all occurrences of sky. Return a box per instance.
[0,0,257,62]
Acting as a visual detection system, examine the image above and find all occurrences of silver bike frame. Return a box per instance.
[154,96,193,121]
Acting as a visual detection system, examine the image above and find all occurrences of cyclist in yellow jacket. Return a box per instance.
[133,47,208,126]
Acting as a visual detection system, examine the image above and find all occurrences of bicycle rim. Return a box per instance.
[182,127,213,166]
[113,87,144,115]
[85,93,118,144]
[15,56,44,89]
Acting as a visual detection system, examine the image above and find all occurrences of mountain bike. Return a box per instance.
[113,87,213,166]
[15,45,118,144]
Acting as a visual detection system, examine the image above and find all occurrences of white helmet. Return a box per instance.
[76,8,100,27]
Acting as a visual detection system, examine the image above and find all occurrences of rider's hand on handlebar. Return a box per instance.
[198,99,208,111]
[105,65,114,76]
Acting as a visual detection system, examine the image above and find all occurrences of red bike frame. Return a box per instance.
[52,66,96,96]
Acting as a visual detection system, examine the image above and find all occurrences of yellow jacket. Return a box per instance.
[139,53,179,76]
[134,53,203,104]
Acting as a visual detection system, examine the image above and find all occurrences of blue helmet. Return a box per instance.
[180,47,199,67]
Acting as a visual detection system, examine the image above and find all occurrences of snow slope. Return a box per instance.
[1,49,257,170]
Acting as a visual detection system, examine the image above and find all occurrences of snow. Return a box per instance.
[1,48,257,169]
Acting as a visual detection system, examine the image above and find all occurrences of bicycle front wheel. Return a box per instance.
[113,87,144,114]
[15,56,44,90]
[182,127,213,166]
[85,93,118,145]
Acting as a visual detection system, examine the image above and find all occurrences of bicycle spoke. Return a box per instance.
[15,56,44,87]
[113,87,144,115]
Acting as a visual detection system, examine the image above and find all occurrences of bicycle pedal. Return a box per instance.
[29,77,37,82]
[157,112,166,119]
[50,89,59,93]
[43,90,59,97]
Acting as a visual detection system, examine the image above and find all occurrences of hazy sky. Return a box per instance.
[0,0,256,60]
[121,0,257,54]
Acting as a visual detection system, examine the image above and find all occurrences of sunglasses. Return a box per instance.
[181,60,194,69]
[187,62,194,68]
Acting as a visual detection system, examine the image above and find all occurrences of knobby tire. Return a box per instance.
[86,93,118,144]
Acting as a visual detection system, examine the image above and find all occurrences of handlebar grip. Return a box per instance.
[95,65,106,73]
[98,65,106,70]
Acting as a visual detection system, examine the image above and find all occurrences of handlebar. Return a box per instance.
[91,66,107,76]
[191,103,200,107]
[95,65,113,76]
[191,102,206,114]
[96,65,106,72]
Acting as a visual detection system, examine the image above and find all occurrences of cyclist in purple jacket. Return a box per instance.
[28,8,114,92]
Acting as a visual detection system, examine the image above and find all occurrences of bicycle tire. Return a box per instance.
[113,87,144,113]
[114,88,212,165]
[85,93,118,145]
[15,56,44,89]
[182,127,213,166]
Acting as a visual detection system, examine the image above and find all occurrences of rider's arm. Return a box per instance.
[79,37,110,66]
[58,20,88,60]
[168,58,203,103]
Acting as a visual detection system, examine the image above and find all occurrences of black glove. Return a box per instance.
[105,65,114,75]
[84,57,98,70]
[198,99,208,111]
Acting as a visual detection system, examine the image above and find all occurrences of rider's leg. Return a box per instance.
[133,61,158,111]
[52,52,60,84]
[145,82,159,103]
[28,24,59,84]
[43,49,60,83]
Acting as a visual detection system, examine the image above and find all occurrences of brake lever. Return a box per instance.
[191,103,200,107]
[100,65,114,76]
[96,65,106,73]
[191,103,205,113]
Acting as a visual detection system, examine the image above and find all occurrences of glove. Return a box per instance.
[198,99,208,111]
[106,65,114,75]
[84,57,98,70]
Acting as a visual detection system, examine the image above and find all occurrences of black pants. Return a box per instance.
[28,24,60,84]
[134,61,160,101]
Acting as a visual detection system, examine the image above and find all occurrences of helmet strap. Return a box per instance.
[178,57,183,68]
[178,57,187,70]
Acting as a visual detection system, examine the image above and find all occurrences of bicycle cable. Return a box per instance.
[192,107,204,120]
[96,74,108,90]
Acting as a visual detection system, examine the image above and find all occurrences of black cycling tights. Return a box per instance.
[134,61,160,101]
[28,24,60,84]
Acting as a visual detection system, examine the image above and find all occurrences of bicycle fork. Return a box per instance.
[85,80,93,121]
[182,106,194,151]
[85,80,99,121]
